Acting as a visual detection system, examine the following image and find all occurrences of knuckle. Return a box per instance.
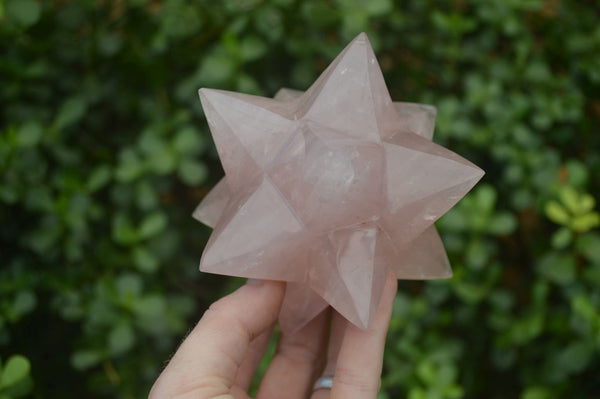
[334,366,378,394]
[278,338,322,365]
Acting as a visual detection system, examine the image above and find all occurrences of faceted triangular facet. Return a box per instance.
[279,283,329,334]
[200,177,307,281]
[199,89,296,171]
[383,136,483,215]
[305,239,365,328]
[393,102,437,140]
[311,225,389,329]
[381,178,483,249]
[304,33,392,142]
[198,90,262,190]
[363,36,405,139]
[393,226,451,279]
[192,178,231,228]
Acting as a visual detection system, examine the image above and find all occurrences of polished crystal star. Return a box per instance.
[193,33,484,332]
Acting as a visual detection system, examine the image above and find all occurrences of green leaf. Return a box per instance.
[133,295,166,319]
[408,388,427,399]
[16,122,43,147]
[108,323,135,355]
[507,312,544,344]
[135,180,158,210]
[112,213,139,245]
[301,2,337,29]
[54,97,87,131]
[341,10,368,38]
[545,201,569,225]
[138,212,167,239]
[553,341,594,374]
[521,386,552,399]
[558,186,580,215]
[254,7,284,41]
[11,291,36,318]
[432,11,476,34]
[437,208,468,232]
[239,36,267,62]
[97,31,122,56]
[197,50,236,85]
[551,227,572,249]
[272,0,294,6]
[565,160,589,187]
[115,149,145,182]
[178,159,208,185]
[416,360,437,385]
[0,355,31,388]
[465,239,488,269]
[571,295,597,324]
[147,148,177,175]
[488,212,517,235]
[173,126,204,155]
[454,282,489,303]
[87,165,112,192]
[576,233,600,263]
[116,273,143,299]
[475,185,497,214]
[570,212,600,233]
[365,0,393,16]
[71,350,102,370]
[537,253,576,285]
[133,246,160,273]
[531,281,550,308]
[579,194,596,214]
[6,0,41,28]
[446,385,465,399]
[236,73,262,94]
[436,362,458,387]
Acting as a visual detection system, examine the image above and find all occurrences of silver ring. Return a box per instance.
[313,375,334,391]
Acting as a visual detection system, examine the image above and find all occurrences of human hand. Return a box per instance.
[149,273,397,399]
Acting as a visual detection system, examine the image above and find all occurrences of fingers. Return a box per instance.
[321,310,346,376]
[256,308,331,399]
[309,311,345,399]
[234,326,274,390]
[311,272,397,399]
[149,280,285,399]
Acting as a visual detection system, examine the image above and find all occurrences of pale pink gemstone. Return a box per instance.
[193,32,484,333]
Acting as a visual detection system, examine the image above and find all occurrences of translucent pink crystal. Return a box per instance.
[194,33,484,332]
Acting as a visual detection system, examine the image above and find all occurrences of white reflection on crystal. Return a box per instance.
[423,213,436,221]
[303,145,355,200]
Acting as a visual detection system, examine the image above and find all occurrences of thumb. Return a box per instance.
[150,280,285,399]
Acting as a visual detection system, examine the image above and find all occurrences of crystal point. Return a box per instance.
[194,33,484,332]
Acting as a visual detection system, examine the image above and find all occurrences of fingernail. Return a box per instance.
[247,278,264,286]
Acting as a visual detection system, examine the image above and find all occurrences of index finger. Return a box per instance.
[149,280,285,399]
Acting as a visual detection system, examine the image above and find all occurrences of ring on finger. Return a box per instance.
[313,375,334,391]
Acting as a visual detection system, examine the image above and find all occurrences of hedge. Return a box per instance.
[1,0,599,398]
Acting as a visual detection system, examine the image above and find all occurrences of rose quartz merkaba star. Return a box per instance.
[193,33,484,333]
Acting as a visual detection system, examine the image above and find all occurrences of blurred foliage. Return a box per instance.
[0,354,32,399]
[1,0,599,397]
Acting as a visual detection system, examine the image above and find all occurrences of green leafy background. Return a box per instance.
[1,0,599,398]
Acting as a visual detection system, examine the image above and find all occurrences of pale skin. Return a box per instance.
[149,272,397,399]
